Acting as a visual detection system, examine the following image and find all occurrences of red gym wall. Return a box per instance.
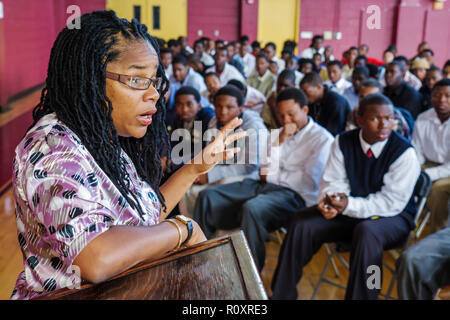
[187,0,241,44]
[0,0,105,106]
[298,0,449,67]
[0,0,105,190]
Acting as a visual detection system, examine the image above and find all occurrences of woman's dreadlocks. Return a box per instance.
[30,10,170,219]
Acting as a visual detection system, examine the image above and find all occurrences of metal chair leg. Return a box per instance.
[325,244,341,278]
[416,211,430,239]
[434,288,441,300]
[311,249,333,300]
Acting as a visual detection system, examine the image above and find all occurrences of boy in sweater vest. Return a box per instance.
[271,93,421,300]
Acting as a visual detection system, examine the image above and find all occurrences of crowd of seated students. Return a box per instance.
[155,34,449,300]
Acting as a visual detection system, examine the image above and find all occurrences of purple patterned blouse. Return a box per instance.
[10,113,161,300]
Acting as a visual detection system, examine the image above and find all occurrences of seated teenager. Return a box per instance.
[264,42,285,72]
[390,56,423,91]
[193,38,215,69]
[411,58,429,84]
[281,48,294,66]
[204,47,245,86]
[346,79,414,141]
[354,55,368,68]
[240,35,253,53]
[418,49,435,68]
[383,61,423,120]
[227,79,266,113]
[323,45,335,66]
[193,88,334,272]
[377,49,395,83]
[300,35,325,60]
[246,53,277,98]
[179,85,268,217]
[178,36,194,55]
[201,72,222,106]
[298,58,316,75]
[412,41,429,62]
[412,79,450,233]
[228,42,246,77]
[239,41,256,78]
[10,11,247,300]
[167,54,209,127]
[341,46,359,80]
[443,60,450,79]
[169,55,206,94]
[324,60,353,96]
[285,56,304,87]
[167,38,182,57]
[269,60,280,76]
[300,72,351,136]
[367,63,381,81]
[419,66,443,112]
[270,94,421,300]
[357,44,384,66]
[187,54,205,76]
[313,53,323,75]
[160,47,173,79]
[168,86,215,172]
[342,66,370,110]
[261,69,297,130]
[251,41,261,57]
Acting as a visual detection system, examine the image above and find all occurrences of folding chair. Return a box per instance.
[311,171,432,300]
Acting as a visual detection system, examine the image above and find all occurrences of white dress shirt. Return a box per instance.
[241,52,256,78]
[412,108,450,181]
[169,67,207,94]
[263,118,334,206]
[404,70,422,90]
[200,52,215,67]
[164,64,173,79]
[294,70,304,88]
[245,85,266,111]
[206,110,268,183]
[271,56,285,72]
[205,63,245,86]
[325,77,353,96]
[301,47,325,59]
[319,130,421,219]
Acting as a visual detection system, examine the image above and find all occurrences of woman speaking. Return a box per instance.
[10,10,245,299]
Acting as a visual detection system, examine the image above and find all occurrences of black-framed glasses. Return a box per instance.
[105,71,163,90]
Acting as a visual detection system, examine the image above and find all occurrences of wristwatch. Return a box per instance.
[175,215,193,244]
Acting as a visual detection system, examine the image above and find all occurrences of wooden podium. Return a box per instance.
[40,231,268,300]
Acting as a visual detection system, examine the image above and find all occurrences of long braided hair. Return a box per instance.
[30,10,170,219]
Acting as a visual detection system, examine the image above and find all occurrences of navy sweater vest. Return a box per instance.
[339,129,416,228]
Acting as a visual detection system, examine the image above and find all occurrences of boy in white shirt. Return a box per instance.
[325,60,353,96]
[204,47,245,86]
[239,42,256,78]
[264,42,285,72]
[193,88,333,272]
[271,93,421,300]
[160,47,173,79]
[412,79,450,233]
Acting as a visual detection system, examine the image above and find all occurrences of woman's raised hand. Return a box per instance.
[189,117,247,176]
